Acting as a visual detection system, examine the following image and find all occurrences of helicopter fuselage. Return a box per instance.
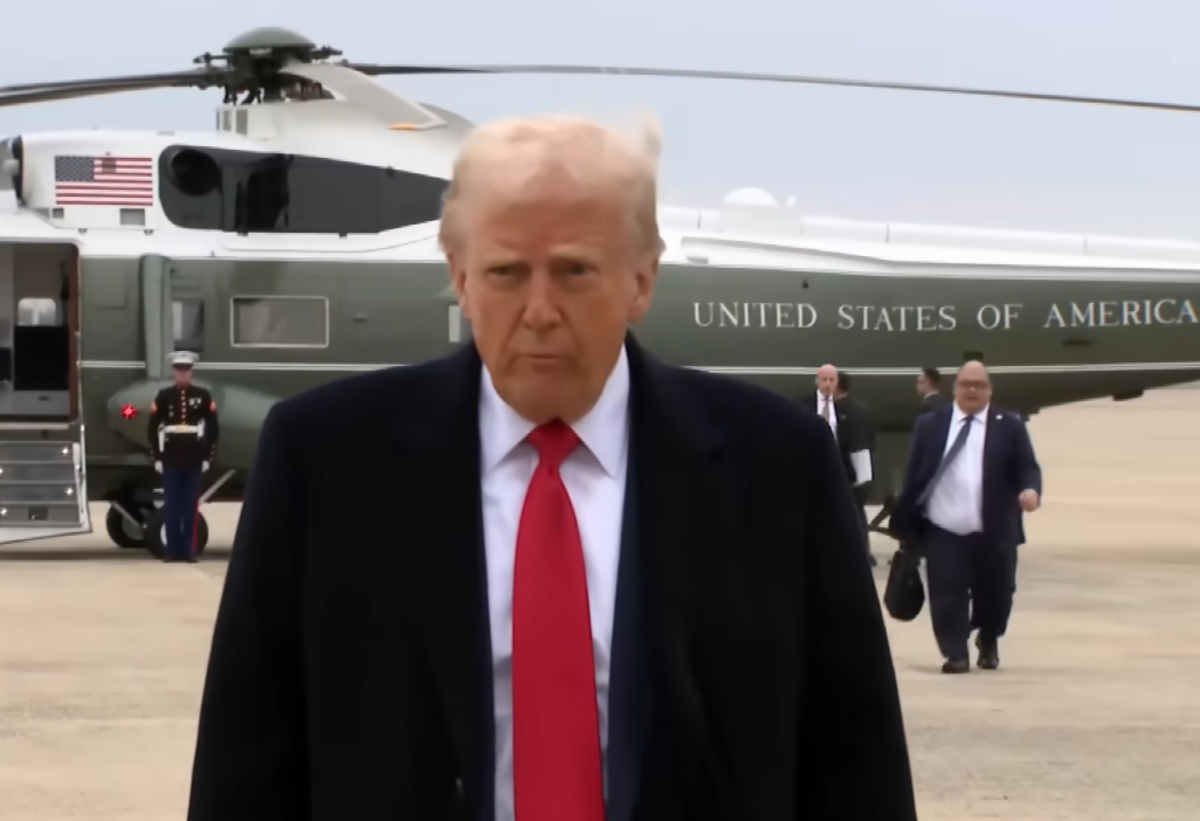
[76,239,1200,503]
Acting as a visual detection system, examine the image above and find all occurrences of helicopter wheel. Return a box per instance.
[144,507,209,560]
[106,504,147,548]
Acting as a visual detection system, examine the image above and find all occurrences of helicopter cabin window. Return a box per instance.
[17,297,59,326]
[231,296,328,348]
[157,145,448,235]
[173,299,204,352]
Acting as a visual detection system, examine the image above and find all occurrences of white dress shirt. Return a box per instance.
[478,348,630,821]
[815,390,837,438]
[925,403,988,535]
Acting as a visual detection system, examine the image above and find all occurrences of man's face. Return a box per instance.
[954,365,992,414]
[448,177,658,423]
[916,373,930,396]
[173,367,192,386]
[816,371,837,397]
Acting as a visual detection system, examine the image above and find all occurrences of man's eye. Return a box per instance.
[565,262,592,276]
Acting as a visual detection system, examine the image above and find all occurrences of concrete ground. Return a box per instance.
[1,394,1199,820]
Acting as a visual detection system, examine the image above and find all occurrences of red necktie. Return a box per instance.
[512,421,605,821]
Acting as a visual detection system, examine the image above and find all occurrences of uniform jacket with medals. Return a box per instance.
[148,385,220,469]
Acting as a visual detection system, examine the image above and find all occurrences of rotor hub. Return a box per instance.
[193,26,341,71]
[223,26,316,53]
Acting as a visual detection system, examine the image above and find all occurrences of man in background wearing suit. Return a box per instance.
[834,371,877,566]
[891,361,1042,674]
[800,364,864,487]
[915,366,949,418]
[188,114,916,821]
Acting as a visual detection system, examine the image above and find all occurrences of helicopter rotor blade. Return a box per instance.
[348,63,1200,114]
[0,70,211,97]
[0,70,217,109]
[282,62,447,126]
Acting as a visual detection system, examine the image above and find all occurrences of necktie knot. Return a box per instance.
[527,420,580,471]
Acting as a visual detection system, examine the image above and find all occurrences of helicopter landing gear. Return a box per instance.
[106,502,148,548]
[137,468,235,560]
[108,498,206,556]
[143,506,210,560]
[867,493,898,538]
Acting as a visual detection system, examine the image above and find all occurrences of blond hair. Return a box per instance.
[438,112,665,255]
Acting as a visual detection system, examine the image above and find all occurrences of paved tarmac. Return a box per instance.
[1,393,1199,820]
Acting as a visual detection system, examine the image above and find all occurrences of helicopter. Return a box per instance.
[0,25,1197,557]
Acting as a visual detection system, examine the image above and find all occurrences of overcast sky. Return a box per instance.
[11,0,1200,239]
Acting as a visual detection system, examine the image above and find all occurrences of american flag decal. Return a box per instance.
[54,154,154,207]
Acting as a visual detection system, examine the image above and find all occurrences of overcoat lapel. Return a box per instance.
[623,336,740,818]
[394,345,491,813]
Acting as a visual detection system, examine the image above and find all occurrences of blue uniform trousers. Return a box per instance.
[162,466,203,559]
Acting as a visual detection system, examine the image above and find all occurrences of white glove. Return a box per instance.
[202,461,210,473]
[154,461,163,474]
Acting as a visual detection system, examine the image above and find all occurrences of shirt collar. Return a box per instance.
[479,345,630,478]
[952,403,989,426]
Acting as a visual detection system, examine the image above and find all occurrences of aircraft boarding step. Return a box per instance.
[0,426,92,545]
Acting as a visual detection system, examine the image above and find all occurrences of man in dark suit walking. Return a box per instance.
[915,366,950,418]
[799,364,865,488]
[834,371,877,566]
[188,114,916,821]
[891,361,1042,674]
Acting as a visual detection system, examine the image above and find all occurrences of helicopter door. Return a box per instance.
[0,242,91,544]
[0,243,74,421]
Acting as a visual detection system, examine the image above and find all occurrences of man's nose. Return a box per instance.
[520,270,563,328]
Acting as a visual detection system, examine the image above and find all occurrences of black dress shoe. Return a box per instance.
[941,658,970,674]
[976,637,1000,670]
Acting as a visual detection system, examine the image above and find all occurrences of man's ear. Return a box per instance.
[446,253,471,319]
[627,254,660,324]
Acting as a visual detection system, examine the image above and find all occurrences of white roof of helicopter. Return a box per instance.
[5,101,1200,277]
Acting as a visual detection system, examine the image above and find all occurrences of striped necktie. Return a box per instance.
[918,415,974,506]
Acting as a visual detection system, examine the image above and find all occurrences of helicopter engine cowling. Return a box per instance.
[106,379,281,473]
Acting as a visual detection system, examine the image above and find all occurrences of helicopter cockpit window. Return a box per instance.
[17,297,58,326]
[157,145,448,235]
[231,296,328,348]
[173,299,204,352]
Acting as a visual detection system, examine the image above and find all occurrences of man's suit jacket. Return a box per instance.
[915,391,951,420]
[188,337,916,821]
[890,404,1042,550]
[841,396,875,484]
[798,393,858,484]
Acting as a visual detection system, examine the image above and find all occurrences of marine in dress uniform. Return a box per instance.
[148,351,220,562]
